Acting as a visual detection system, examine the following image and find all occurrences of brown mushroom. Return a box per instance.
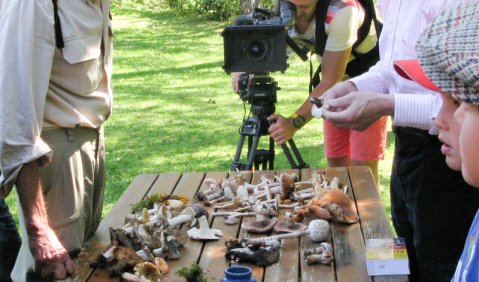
[135,262,163,282]
[155,257,170,274]
[279,173,297,198]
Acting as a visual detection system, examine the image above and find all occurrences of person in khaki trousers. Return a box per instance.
[0,0,113,280]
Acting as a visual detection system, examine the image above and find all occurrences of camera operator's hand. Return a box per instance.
[231,72,244,93]
[267,114,297,144]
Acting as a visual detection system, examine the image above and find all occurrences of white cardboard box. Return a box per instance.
[365,238,410,276]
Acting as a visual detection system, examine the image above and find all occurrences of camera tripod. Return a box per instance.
[230,73,309,171]
[230,114,309,171]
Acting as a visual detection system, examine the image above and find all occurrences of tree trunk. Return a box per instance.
[240,0,259,14]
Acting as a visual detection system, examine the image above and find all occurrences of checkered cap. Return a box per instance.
[416,1,479,104]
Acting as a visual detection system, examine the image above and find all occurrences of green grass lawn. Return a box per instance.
[5,1,394,227]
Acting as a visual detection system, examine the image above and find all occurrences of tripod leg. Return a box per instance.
[269,136,275,170]
[246,134,261,170]
[281,143,298,169]
[288,139,310,169]
[279,139,310,169]
[231,132,246,171]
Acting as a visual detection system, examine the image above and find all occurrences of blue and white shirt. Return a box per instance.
[452,209,479,282]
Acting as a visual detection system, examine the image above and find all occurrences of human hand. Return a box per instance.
[28,226,74,280]
[231,72,244,93]
[267,114,296,144]
[322,92,394,131]
[312,81,358,118]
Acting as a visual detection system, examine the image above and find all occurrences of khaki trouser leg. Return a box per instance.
[11,127,105,282]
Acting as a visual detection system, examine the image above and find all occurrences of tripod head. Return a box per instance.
[237,72,279,117]
[231,71,309,171]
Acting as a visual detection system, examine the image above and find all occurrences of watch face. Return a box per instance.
[293,115,306,129]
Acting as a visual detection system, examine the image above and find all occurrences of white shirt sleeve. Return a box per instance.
[348,63,390,94]
[393,92,443,134]
[0,0,56,197]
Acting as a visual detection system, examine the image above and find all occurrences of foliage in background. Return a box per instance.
[161,0,275,21]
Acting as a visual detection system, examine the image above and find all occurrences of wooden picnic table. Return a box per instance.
[72,167,409,282]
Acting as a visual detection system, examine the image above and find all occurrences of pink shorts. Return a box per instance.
[323,116,388,161]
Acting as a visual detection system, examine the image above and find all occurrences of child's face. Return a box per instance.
[435,93,462,170]
[454,102,479,187]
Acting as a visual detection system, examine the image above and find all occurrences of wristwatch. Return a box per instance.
[291,113,306,129]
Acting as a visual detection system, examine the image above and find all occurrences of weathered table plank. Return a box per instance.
[263,169,300,282]
[348,166,409,282]
[165,172,207,281]
[235,170,277,281]
[200,171,252,281]
[299,168,334,282]
[326,167,370,282]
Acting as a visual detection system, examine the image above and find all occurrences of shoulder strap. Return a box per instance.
[314,0,332,56]
[351,0,381,56]
[52,0,64,49]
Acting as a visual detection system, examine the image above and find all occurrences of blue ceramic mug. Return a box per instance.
[221,266,256,282]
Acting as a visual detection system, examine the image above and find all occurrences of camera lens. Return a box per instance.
[243,40,269,61]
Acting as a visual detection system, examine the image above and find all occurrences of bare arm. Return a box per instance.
[16,161,74,279]
[268,48,351,144]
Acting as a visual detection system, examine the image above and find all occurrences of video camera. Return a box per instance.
[222,0,307,117]
[222,0,296,74]
[222,1,310,171]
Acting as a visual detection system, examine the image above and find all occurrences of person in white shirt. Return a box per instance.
[0,0,113,280]
[318,0,479,281]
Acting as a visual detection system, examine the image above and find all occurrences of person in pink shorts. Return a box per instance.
[233,0,387,186]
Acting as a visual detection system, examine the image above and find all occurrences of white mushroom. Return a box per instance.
[291,191,315,201]
[304,242,334,265]
[100,244,117,262]
[166,199,185,210]
[212,211,255,225]
[167,206,197,227]
[122,272,141,282]
[247,219,331,243]
[330,177,340,190]
[187,215,223,240]
[207,186,235,206]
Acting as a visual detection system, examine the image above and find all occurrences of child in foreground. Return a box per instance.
[393,1,479,280]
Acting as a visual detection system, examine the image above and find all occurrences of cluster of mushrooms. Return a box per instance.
[91,171,358,280]
[199,171,358,267]
[91,194,220,281]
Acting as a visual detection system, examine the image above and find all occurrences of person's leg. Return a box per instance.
[327,156,351,167]
[0,198,21,281]
[390,128,421,281]
[350,116,388,190]
[351,159,379,188]
[40,127,104,252]
[323,119,351,167]
[86,126,105,238]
